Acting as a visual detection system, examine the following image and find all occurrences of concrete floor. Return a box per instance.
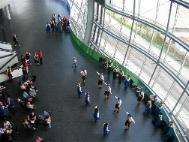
[1,0,163,141]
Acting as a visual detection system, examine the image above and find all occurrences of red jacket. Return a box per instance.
[38,51,43,58]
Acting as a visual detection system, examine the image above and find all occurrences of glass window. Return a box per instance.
[164,82,183,111]
[139,58,156,84]
[114,41,128,64]
[104,10,122,35]
[126,48,146,75]
[123,0,134,14]
[176,94,189,138]
[174,5,189,45]
[152,69,174,100]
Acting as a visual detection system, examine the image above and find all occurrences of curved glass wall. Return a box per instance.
[70,0,189,140]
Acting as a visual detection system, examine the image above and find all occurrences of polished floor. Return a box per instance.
[2,0,163,141]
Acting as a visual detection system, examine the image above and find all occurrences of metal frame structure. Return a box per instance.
[69,0,189,141]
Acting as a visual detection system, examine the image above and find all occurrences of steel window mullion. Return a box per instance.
[93,21,186,90]
[122,0,136,65]
[105,5,189,52]
[171,81,189,114]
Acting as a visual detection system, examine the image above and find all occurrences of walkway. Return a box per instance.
[4,0,162,141]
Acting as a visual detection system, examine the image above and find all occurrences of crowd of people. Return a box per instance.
[0,48,50,141]
[74,56,175,141]
[74,57,136,137]
[45,13,70,33]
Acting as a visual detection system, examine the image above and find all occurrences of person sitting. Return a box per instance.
[38,110,52,128]
[26,99,35,111]
[27,111,37,130]
[3,121,13,141]
[35,136,44,142]
[23,118,32,129]
[29,85,37,98]
[0,103,10,119]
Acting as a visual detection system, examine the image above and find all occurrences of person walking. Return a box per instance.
[125,112,135,130]
[6,66,12,80]
[85,92,90,106]
[104,83,112,100]
[80,69,87,85]
[97,72,104,88]
[37,51,44,65]
[103,123,110,136]
[77,83,84,98]
[137,91,144,105]
[12,34,19,47]
[72,57,77,68]
[93,106,100,123]
[114,96,122,113]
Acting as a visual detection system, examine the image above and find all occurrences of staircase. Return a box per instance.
[0,42,22,82]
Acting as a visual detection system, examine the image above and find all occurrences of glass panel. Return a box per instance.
[111,0,123,10]
[139,0,159,21]
[126,48,146,75]
[174,5,189,45]
[100,32,117,57]
[139,58,156,84]
[164,82,183,111]
[179,53,189,84]
[114,41,128,64]
[123,0,134,14]
[152,69,174,100]
[104,11,122,35]
[162,39,186,75]
[131,22,153,51]
[176,94,189,138]
[150,31,165,58]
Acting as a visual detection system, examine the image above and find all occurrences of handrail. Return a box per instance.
[0,53,14,59]
[0,41,13,52]
[0,54,17,71]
